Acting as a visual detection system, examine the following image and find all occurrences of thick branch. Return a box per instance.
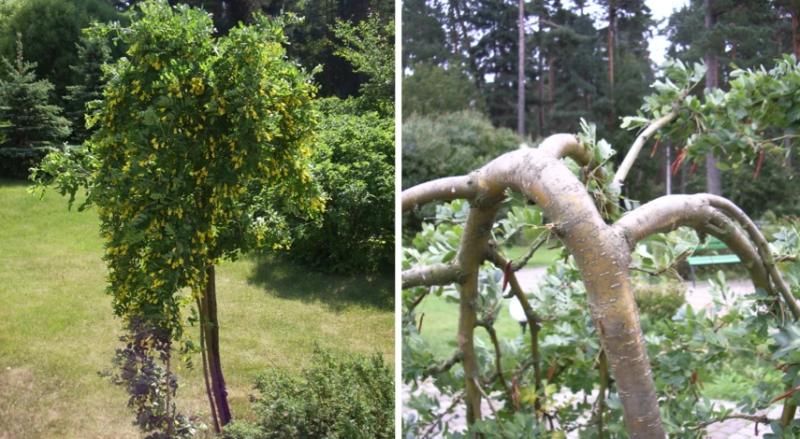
[402,175,475,212]
[706,195,800,321]
[613,194,770,292]
[536,133,591,166]
[402,262,462,289]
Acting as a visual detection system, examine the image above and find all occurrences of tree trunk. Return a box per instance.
[537,4,547,135]
[607,0,616,121]
[792,6,800,58]
[517,0,526,137]
[705,0,722,195]
[201,265,232,426]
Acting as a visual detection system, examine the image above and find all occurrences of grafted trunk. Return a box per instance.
[402,134,800,437]
[201,265,232,427]
[404,139,666,437]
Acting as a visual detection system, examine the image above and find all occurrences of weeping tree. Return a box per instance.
[402,58,800,437]
[33,2,322,435]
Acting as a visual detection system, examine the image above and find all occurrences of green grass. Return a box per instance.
[502,244,562,268]
[0,180,393,438]
[417,294,528,359]
[415,244,559,360]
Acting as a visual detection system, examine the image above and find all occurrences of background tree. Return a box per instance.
[0,0,120,98]
[0,36,70,149]
[34,2,323,434]
[64,32,112,144]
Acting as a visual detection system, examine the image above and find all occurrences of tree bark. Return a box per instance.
[705,0,723,195]
[201,265,232,426]
[607,0,616,121]
[517,0,526,137]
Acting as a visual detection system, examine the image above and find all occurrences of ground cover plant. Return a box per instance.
[402,58,800,437]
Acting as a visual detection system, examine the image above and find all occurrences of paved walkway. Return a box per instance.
[405,269,782,438]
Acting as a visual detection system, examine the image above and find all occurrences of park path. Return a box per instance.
[404,268,783,438]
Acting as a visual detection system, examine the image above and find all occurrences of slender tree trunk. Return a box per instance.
[517,0,526,137]
[449,0,461,56]
[705,0,722,195]
[537,3,547,135]
[607,0,616,121]
[792,6,800,58]
[201,265,232,426]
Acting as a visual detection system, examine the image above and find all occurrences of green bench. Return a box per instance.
[687,237,741,284]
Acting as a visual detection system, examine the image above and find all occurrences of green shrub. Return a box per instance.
[634,280,686,321]
[402,111,521,189]
[287,98,394,274]
[222,347,393,439]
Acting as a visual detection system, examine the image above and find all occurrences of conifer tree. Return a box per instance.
[64,33,111,143]
[0,35,70,149]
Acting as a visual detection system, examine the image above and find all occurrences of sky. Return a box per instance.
[647,0,690,66]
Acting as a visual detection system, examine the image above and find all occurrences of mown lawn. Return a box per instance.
[416,243,559,360]
[0,180,393,438]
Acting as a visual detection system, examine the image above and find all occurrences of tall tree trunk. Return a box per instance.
[607,0,616,121]
[201,265,232,426]
[517,0,526,137]
[792,6,800,58]
[537,2,547,135]
[705,0,722,195]
[449,0,461,56]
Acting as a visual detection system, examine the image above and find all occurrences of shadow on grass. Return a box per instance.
[247,255,393,312]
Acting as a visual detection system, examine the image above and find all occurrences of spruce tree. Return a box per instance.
[0,35,70,149]
[64,33,110,143]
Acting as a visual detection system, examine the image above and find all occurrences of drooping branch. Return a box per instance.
[486,248,543,400]
[475,319,513,403]
[614,110,680,185]
[402,175,475,213]
[692,413,772,430]
[402,262,462,289]
[706,196,800,320]
[614,193,800,320]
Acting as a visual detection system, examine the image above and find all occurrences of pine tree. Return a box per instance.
[64,33,110,143]
[0,35,70,149]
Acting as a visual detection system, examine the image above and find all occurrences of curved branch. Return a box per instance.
[536,133,591,166]
[402,175,475,213]
[613,194,770,291]
[705,195,800,320]
[402,262,462,289]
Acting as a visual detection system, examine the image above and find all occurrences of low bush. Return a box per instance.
[222,347,393,439]
[287,98,393,274]
[634,280,686,321]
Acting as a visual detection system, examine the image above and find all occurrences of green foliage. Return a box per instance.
[333,15,394,115]
[402,111,521,189]
[0,0,121,96]
[0,36,71,150]
[288,98,393,273]
[222,347,393,439]
[402,64,485,118]
[64,31,113,143]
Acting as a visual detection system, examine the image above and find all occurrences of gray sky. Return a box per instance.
[647,0,690,66]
